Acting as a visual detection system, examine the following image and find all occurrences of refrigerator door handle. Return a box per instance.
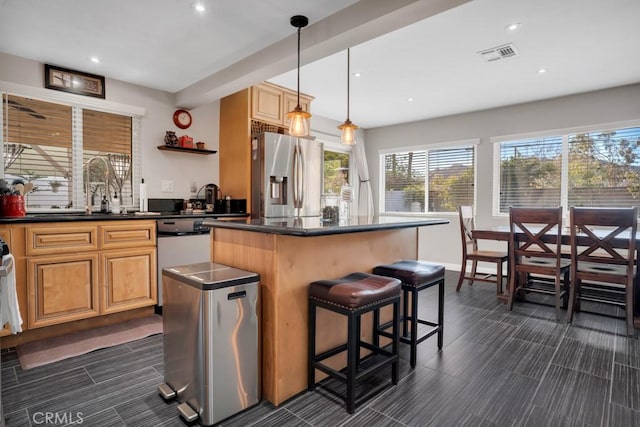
[293,141,304,209]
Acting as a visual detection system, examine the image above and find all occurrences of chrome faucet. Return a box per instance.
[84,155,110,213]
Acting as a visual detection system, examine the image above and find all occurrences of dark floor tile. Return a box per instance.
[63,408,125,427]
[25,367,162,419]
[609,402,640,427]
[4,409,31,427]
[336,408,404,427]
[243,408,310,426]
[457,364,540,426]
[611,363,640,411]
[614,335,640,369]
[424,338,506,382]
[2,365,17,388]
[567,309,623,338]
[3,367,94,413]
[551,336,614,379]
[489,337,555,381]
[114,390,183,427]
[220,401,278,427]
[84,346,163,383]
[512,316,567,347]
[125,333,163,351]
[15,344,132,384]
[454,317,517,347]
[370,366,469,426]
[521,404,590,427]
[532,364,609,425]
[1,350,21,368]
[483,304,531,327]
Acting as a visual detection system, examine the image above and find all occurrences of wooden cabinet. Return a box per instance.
[220,82,313,210]
[250,83,312,127]
[25,220,157,329]
[100,247,157,315]
[27,253,100,329]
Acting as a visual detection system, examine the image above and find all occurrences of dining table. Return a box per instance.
[472,225,640,329]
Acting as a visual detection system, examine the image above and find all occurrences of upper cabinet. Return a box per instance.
[219,82,313,209]
[250,82,312,127]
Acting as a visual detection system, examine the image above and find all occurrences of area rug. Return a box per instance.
[16,315,163,370]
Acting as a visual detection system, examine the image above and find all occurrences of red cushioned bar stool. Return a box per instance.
[308,272,401,414]
[373,260,445,368]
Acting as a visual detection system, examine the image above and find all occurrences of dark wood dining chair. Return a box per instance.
[456,206,509,301]
[567,207,637,337]
[508,207,571,320]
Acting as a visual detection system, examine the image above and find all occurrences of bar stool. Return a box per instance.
[308,272,401,414]
[373,260,445,368]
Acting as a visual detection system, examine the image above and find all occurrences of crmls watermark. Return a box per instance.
[32,412,84,425]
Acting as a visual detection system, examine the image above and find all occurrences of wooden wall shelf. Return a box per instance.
[157,145,217,155]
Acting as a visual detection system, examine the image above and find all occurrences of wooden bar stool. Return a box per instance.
[373,260,445,368]
[308,272,401,414]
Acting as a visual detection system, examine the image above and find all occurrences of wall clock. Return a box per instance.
[173,109,192,129]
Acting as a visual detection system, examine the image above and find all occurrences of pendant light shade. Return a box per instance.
[287,15,311,137]
[338,48,358,145]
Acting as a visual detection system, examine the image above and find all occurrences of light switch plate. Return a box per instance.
[161,180,174,193]
[190,181,197,193]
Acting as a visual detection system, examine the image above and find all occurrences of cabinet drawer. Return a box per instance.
[100,222,156,250]
[26,225,98,256]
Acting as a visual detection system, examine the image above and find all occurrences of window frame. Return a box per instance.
[492,119,640,217]
[379,138,478,216]
[1,80,144,213]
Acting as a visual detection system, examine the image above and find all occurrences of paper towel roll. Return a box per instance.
[139,179,148,212]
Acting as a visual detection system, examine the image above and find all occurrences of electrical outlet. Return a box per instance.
[161,180,174,193]
[190,181,197,193]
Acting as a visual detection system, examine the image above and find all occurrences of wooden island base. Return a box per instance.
[210,226,419,405]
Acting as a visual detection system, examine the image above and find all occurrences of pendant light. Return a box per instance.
[338,48,358,145]
[286,15,311,137]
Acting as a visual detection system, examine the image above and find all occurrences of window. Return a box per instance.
[381,142,476,214]
[2,92,139,212]
[494,124,640,214]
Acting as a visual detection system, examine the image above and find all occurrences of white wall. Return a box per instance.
[0,52,220,201]
[363,83,640,270]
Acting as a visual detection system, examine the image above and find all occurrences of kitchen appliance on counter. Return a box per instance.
[251,132,323,218]
[158,262,260,426]
[204,183,221,212]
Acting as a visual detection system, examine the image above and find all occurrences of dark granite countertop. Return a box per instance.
[0,212,249,224]
[202,216,449,236]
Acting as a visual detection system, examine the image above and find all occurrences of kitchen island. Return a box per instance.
[203,216,448,405]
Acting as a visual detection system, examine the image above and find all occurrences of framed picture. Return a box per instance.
[44,64,105,99]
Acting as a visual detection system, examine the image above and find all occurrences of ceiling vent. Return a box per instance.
[478,43,518,62]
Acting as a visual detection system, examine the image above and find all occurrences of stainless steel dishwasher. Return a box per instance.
[158,262,260,426]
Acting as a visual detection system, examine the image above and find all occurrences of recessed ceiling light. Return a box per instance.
[90,56,100,63]
[194,3,205,12]
[505,22,522,32]
[538,68,547,74]
[407,98,413,102]
[353,72,361,77]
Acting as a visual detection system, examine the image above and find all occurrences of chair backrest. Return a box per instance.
[509,207,563,267]
[570,207,637,272]
[458,205,476,254]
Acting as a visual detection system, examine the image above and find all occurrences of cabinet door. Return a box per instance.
[283,92,311,128]
[0,227,13,336]
[251,84,284,125]
[27,253,99,329]
[100,248,157,315]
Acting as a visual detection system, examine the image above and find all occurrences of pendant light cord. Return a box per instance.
[346,48,350,121]
[296,26,301,107]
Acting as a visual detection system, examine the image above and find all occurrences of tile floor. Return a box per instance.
[2,270,639,426]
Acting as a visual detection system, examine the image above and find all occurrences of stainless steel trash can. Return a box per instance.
[158,262,260,426]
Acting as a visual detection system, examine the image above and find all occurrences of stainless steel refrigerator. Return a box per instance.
[251,132,323,218]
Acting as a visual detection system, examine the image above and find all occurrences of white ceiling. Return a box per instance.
[1,0,639,129]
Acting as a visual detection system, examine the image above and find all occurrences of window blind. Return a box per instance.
[428,146,474,212]
[383,150,426,212]
[498,136,562,212]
